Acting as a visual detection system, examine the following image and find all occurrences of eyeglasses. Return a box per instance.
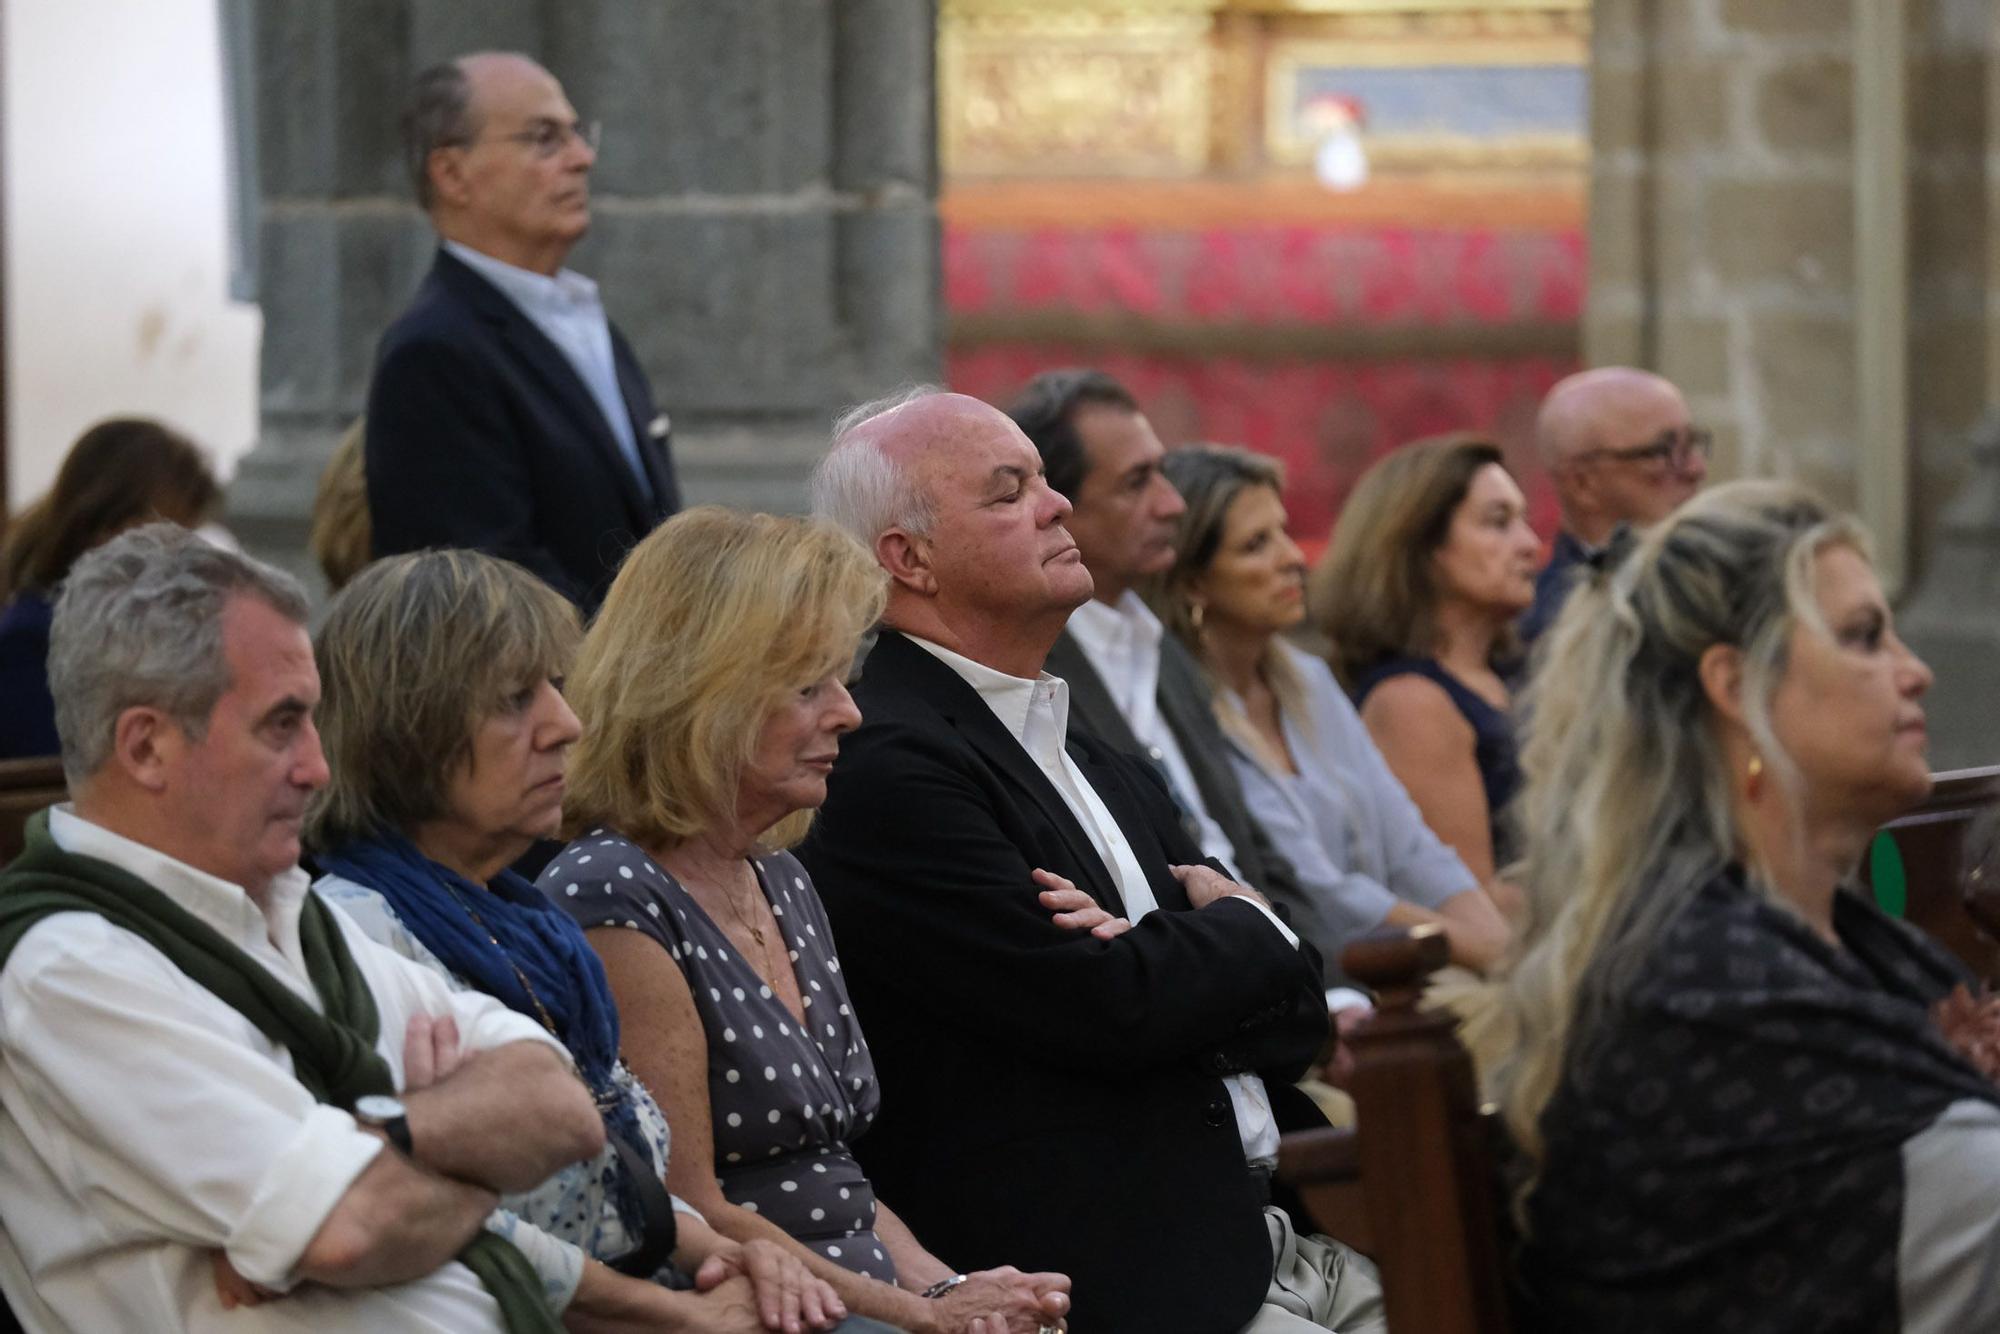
[1578,426,1713,471]
[459,118,602,159]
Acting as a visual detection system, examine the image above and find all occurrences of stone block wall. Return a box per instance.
[1588,0,2000,768]
[230,0,941,595]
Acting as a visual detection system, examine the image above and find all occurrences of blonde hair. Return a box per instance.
[1308,433,1509,691]
[1147,445,1306,758]
[563,507,888,851]
[310,418,372,593]
[1485,480,1867,1215]
[307,549,579,849]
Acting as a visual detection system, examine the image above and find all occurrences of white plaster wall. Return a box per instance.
[3,0,259,514]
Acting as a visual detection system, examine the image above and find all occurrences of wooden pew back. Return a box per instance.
[1863,764,2000,981]
[1279,925,1513,1334]
[0,756,65,869]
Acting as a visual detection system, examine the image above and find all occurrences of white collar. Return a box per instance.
[905,633,1071,750]
[1067,590,1163,660]
[444,239,600,310]
[47,805,312,956]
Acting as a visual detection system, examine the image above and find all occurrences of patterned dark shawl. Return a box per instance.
[1521,865,2000,1333]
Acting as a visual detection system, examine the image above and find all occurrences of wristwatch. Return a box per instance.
[921,1275,969,1300]
[353,1094,413,1155]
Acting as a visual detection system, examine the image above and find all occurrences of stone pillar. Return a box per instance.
[1587,0,2000,769]
[228,0,941,597]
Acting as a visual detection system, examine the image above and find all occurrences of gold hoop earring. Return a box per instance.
[1746,753,1765,801]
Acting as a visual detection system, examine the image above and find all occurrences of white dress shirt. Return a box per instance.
[443,240,653,501]
[1066,592,1242,876]
[0,806,562,1333]
[909,635,1297,1169]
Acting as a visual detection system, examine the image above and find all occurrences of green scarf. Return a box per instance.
[0,810,560,1334]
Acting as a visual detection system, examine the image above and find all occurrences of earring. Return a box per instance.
[1189,601,1206,637]
[1746,753,1765,801]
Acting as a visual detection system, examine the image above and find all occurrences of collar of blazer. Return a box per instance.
[866,630,1133,917]
[430,248,658,530]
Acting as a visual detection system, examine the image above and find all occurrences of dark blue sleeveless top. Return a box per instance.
[1352,655,1520,865]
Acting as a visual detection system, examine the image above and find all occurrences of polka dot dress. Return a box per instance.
[543,830,895,1281]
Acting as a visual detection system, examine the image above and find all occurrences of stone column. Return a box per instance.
[227,0,941,597]
[1586,0,2000,769]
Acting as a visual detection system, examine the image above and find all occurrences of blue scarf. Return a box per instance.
[317,835,653,1226]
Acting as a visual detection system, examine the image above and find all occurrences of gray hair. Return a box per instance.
[809,384,945,545]
[1486,480,1867,1209]
[402,59,477,210]
[50,523,309,787]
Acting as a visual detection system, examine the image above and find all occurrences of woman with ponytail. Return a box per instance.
[1491,480,1997,1332]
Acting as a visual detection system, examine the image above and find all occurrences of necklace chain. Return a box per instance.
[447,887,560,1037]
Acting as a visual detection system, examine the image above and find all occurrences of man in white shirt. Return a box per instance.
[799,390,1384,1334]
[0,525,610,1332]
[366,52,680,613]
[1008,368,1306,910]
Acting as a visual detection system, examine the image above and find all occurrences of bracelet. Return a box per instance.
[921,1274,969,1299]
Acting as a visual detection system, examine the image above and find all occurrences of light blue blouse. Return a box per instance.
[317,873,698,1313]
[1225,641,1479,972]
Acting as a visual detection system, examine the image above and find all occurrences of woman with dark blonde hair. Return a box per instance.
[0,418,220,758]
[1307,434,1541,892]
[1488,481,1995,1332]
[1148,445,1508,975]
[546,506,1070,1334]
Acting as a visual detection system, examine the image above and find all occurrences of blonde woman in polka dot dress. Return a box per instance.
[551,509,1073,1334]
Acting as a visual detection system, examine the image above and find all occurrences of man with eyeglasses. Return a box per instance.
[1520,366,1709,644]
[365,53,680,614]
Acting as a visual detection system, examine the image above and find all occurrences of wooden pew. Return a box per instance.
[0,755,65,869]
[1278,925,1513,1334]
[1862,764,2000,981]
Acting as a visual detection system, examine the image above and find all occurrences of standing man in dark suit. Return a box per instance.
[800,390,1383,1334]
[1007,368,1308,919]
[366,53,679,613]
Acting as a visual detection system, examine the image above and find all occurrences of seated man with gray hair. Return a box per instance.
[798,390,1384,1334]
[0,524,609,1333]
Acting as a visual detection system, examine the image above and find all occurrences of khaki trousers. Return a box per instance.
[1237,1206,1388,1334]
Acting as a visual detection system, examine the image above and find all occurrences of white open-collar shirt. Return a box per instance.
[0,806,561,1333]
[1066,592,1242,876]
[910,635,1296,1169]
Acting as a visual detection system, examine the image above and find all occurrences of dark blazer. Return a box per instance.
[797,631,1329,1334]
[1044,628,1305,910]
[365,248,681,613]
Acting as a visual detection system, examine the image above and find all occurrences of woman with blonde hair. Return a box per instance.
[546,507,1070,1334]
[1148,445,1508,974]
[0,418,220,758]
[1307,434,1541,891]
[1492,481,1998,1331]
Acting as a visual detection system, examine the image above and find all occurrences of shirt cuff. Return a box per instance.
[671,1192,702,1218]
[1232,894,1300,949]
[226,1104,386,1289]
[484,1208,585,1315]
[1325,988,1374,1013]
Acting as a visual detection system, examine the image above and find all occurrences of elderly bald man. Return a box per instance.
[1520,367,1709,643]
[797,388,1384,1334]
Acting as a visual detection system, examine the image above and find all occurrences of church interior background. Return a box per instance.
[7,0,2000,762]
[937,0,1587,556]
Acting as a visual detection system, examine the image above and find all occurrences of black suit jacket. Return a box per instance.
[797,631,1329,1334]
[364,249,681,612]
[1044,628,1306,912]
